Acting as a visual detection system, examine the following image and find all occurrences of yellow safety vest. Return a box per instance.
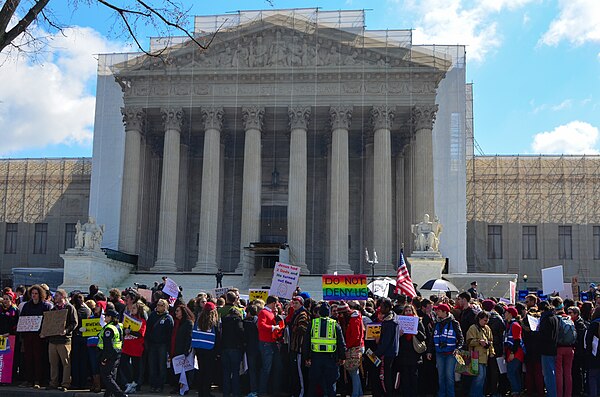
[310,317,337,353]
[97,323,122,352]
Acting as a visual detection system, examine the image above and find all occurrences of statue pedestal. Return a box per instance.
[408,254,446,291]
[60,249,134,292]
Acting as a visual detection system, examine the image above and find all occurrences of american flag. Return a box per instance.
[395,249,417,298]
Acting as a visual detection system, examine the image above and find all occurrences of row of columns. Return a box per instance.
[119,104,437,274]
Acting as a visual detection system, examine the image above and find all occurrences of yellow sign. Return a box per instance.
[0,335,7,351]
[249,289,269,302]
[365,324,381,340]
[122,313,142,332]
[82,318,103,337]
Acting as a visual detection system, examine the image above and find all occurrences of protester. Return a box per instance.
[429,302,463,397]
[374,297,399,396]
[397,303,426,397]
[257,295,282,396]
[145,298,173,393]
[569,305,588,396]
[552,296,576,397]
[221,304,244,397]
[586,306,600,396]
[289,295,310,397]
[539,300,560,397]
[70,292,91,390]
[170,304,194,395]
[195,301,219,397]
[243,303,260,397]
[0,290,19,335]
[122,300,147,394]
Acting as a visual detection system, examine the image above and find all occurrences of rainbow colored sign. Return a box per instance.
[322,275,368,300]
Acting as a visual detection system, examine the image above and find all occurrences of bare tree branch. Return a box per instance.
[0,0,51,53]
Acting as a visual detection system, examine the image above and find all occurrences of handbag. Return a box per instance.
[455,349,479,376]
[412,335,427,354]
[344,346,363,370]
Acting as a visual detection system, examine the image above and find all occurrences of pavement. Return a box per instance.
[0,385,215,397]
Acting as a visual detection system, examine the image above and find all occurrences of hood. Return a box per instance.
[436,313,455,324]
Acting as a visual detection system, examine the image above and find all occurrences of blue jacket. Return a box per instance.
[433,314,463,354]
[375,313,399,358]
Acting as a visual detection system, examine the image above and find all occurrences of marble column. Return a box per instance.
[411,105,438,223]
[327,106,353,274]
[235,106,265,273]
[119,107,145,254]
[371,106,394,273]
[152,107,184,271]
[194,107,224,273]
[287,106,310,274]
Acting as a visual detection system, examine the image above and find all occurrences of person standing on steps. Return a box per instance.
[216,269,224,288]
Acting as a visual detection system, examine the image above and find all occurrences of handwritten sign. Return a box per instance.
[122,313,142,332]
[40,310,68,338]
[249,289,269,302]
[397,315,419,335]
[162,278,180,298]
[16,315,43,332]
[322,275,368,301]
[365,324,381,340]
[269,262,300,300]
[172,351,197,374]
[527,315,540,332]
[0,336,7,351]
[137,288,153,302]
[213,286,233,298]
[82,318,103,337]
[0,335,15,383]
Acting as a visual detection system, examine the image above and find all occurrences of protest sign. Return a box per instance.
[123,313,142,332]
[397,315,419,335]
[82,318,103,337]
[0,335,15,383]
[365,324,381,340]
[572,276,580,299]
[16,315,43,332]
[269,262,300,300]
[40,310,68,338]
[137,288,153,302]
[509,281,517,304]
[172,351,197,374]
[562,283,573,299]
[162,278,180,298]
[322,274,368,301]
[249,289,269,302]
[365,348,381,367]
[213,286,233,298]
[527,315,540,331]
[541,265,564,294]
[0,336,7,351]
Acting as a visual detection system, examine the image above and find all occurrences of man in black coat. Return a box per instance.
[569,305,588,396]
[538,300,559,397]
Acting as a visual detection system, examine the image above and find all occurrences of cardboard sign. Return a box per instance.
[397,315,419,335]
[122,313,142,332]
[269,262,301,300]
[365,324,381,340]
[137,288,153,302]
[365,348,381,367]
[571,276,580,300]
[82,318,103,337]
[322,274,368,300]
[542,265,564,294]
[0,335,16,383]
[162,278,180,298]
[249,289,269,302]
[0,336,7,351]
[16,315,43,332]
[40,310,68,338]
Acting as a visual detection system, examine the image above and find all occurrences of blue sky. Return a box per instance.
[0,0,599,158]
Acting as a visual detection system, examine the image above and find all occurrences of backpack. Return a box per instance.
[557,315,577,346]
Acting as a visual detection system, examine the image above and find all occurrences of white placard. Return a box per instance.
[527,315,540,332]
[162,278,180,298]
[396,315,419,335]
[213,286,233,298]
[497,357,507,374]
[269,262,300,300]
[561,283,573,299]
[16,315,43,332]
[509,281,517,304]
[172,351,197,375]
[542,265,564,295]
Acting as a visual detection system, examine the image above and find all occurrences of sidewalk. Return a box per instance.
[0,385,221,397]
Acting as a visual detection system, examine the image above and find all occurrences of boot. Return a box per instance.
[91,374,101,393]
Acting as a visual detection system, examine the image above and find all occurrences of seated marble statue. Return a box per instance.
[412,214,442,252]
[75,216,104,251]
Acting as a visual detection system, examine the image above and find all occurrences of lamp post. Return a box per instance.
[523,274,528,292]
[365,249,378,284]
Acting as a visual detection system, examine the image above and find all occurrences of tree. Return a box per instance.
[0,0,214,57]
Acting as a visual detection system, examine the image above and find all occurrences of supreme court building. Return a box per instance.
[89,9,467,279]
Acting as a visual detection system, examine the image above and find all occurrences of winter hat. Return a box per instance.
[336,301,350,314]
[203,301,216,312]
[319,302,331,317]
[482,299,495,312]
[506,307,518,318]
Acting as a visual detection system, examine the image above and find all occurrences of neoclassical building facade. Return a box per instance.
[89,10,467,278]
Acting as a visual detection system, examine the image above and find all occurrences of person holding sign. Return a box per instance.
[122,301,147,394]
[0,290,19,335]
[69,293,91,390]
[373,298,399,396]
[98,309,126,397]
[397,304,426,397]
[18,284,52,389]
[170,305,195,395]
[466,311,495,397]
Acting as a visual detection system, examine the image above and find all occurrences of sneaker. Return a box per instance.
[33,384,41,389]
[124,383,133,393]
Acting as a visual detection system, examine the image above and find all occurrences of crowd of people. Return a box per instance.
[1,280,600,397]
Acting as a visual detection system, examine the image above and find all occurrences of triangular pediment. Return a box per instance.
[114,13,451,75]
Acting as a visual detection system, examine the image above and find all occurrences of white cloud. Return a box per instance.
[531,121,600,154]
[0,26,125,156]
[551,99,573,111]
[540,0,600,46]
[395,0,537,62]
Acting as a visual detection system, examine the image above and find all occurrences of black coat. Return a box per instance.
[574,316,588,357]
[221,312,244,350]
[538,310,559,356]
[585,320,600,368]
[487,311,505,356]
[173,319,193,357]
[397,319,426,366]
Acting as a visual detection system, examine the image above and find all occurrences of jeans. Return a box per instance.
[556,346,574,397]
[246,350,259,394]
[541,354,557,397]
[436,353,456,397]
[506,358,522,394]
[222,348,242,397]
[308,356,339,397]
[470,364,487,397]
[147,342,168,390]
[348,366,363,397]
[258,341,276,395]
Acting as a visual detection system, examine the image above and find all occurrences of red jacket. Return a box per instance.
[344,310,365,349]
[257,306,277,343]
[122,317,146,357]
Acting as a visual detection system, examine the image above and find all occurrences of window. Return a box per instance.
[4,223,17,254]
[522,226,537,260]
[33,223,48,254]
[65,223,76,251]
[487,225,502,259]
[594,226,600,260]
[558,225,573,260]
